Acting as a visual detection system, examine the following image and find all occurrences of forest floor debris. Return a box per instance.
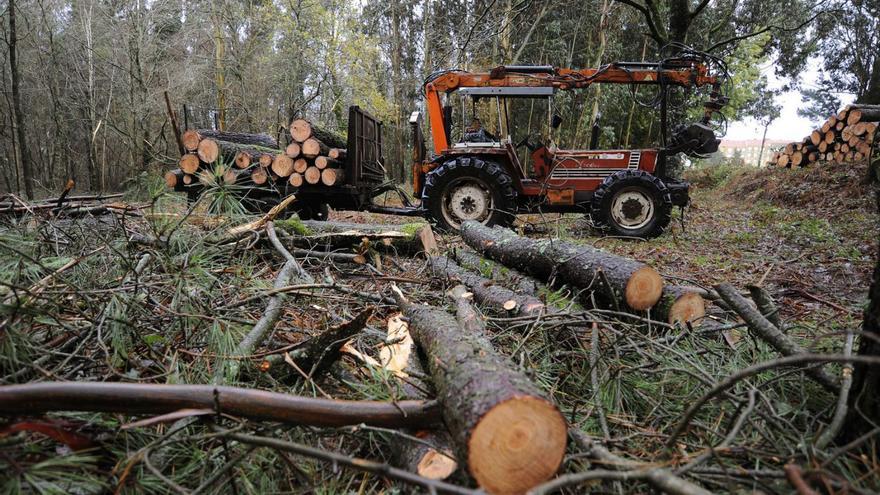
[0,162,877,493]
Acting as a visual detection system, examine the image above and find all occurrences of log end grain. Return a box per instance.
[179,154,200,175]
[667,291,706,325]
[181,130,201,151]
[272,154,295,177]
[293,158,309,174]
[259,154,273,168]
[289,173,304,187]
[468,395,567,494]
[164,170,178,188]
[624,266,664,311]
[252,168,268,185]
[286,142,301,158]
[234,151,252,169]
[304,167,322,185]
[417,448,458,479]
[290,118,312,142]
[197,138,220,164]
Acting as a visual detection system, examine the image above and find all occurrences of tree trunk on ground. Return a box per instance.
[391,286,566,494]
[654,285,706,326]
[8,0,34,199]
[289,119,346,148]
[451,248,541,296]
[842,161,880,445]
[427,256,545,316]
[460,221,663,312]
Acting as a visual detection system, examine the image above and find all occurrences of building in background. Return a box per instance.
[718,139,790,166]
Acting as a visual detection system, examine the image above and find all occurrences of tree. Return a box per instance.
[842,159,880,445]
[6,0,34,198]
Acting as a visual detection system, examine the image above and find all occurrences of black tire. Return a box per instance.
[422,156,517,232]
[590,170,672,239]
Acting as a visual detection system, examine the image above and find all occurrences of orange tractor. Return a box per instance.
[223,51,728,238]
[389,53,728,237]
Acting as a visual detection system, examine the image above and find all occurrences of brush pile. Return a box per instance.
[0,184,876,494]
[165,119,348,199]
[769,104,878,167]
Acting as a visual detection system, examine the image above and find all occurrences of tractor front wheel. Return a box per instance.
[422,157,517,232]
[591,170,672,238]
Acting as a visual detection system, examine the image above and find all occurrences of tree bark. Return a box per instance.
[451,248,540,296]
[0,382,438,429]
[842,161,880,445]
[392,286,566,494]
[460,221,663,311]
[427,256,545,316]
[196,129,279,149]
[289,119,346,148]
[8,0,34,199]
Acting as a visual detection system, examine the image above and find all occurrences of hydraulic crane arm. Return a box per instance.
[423,59,725,154]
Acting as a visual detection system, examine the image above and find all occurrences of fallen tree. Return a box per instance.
[460,221,663,312]
[451,248,540,296]
[392,285,567,494]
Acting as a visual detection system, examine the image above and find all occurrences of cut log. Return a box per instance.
[259,154,273,168]
[302,138,330,158]
[179,153,200,174]
[836,121,845,131]
[810,130,822,146]
[289,173,304,187]
[654,286,706,326]
[197,138,220,164]
[784,143,794,155]
[329,148,347,160]
[847,105,880,125]
[164,169,183,190]
[777,153,790,168]
[276,219,431,253]
[375,314,458,481]
[427,256,545,316]
[824,131,835,144]
[222,167,238,185]
[293,158,309,174]
[251,167,268,185]
[791,151,804,167]
[461,221,663,311]
[391,285,566,494]
[196,129,278,149]
[320,168,345,186]
[315,156,341,170]
[818,141,828,153]
[182,174,195,185]
[234,151,252,169]
[286,142,301,158]
[304,166,322,185]
[272,154,295,177]
[182,130,201,151]
[452,248,540,296]
[289,119,346,148]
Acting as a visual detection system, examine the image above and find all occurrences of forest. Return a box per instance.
[1,0,880,494]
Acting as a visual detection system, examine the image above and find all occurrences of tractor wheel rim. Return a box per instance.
[610,188,654,230]
[442,178,492,228]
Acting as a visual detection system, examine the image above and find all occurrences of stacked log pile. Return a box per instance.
[165,120,348,195]
[769,104,878,168]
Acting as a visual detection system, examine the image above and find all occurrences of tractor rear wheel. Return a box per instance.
[591,170,672,238]
[422,156,517,232]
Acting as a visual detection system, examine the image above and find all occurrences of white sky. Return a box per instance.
[725,60,855,141]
